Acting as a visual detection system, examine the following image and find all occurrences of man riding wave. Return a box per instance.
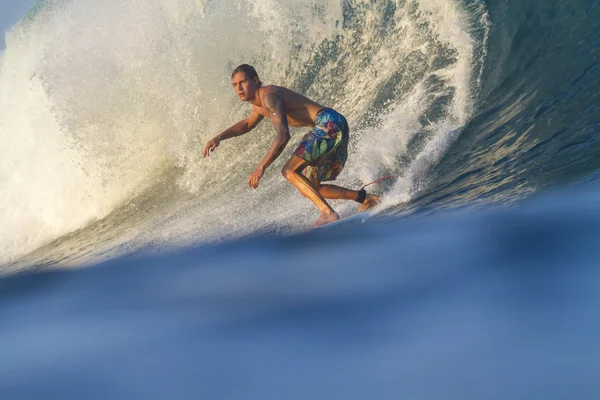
[204,64,379,228]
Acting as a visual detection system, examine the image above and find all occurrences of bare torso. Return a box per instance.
[251,86,326,127]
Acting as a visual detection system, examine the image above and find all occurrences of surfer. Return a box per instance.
[204,64,380,227]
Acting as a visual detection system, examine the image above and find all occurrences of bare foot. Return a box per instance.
[358,194,381,213]
[312,212,340,228]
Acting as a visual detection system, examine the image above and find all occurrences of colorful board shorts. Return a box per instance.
[294,108,349,182]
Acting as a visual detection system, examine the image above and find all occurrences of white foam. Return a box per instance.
[0,0,489,265]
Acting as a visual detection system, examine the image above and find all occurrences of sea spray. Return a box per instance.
[1,0,483,268]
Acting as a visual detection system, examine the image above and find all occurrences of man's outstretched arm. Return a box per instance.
[204,110,264,157]
[248,94,291,188]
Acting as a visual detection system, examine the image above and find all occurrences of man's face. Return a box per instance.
[231,72,258,101]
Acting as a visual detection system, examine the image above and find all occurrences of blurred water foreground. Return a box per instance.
[1,182,600,399]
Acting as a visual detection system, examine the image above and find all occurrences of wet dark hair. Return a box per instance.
[231,64,262,86]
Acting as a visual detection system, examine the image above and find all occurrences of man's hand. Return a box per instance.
[248,166,265,189]
[203,136,220,157]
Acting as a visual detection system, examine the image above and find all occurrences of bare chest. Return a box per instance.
[256,107,311,128]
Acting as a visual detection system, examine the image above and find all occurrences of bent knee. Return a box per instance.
[281,166,292,180]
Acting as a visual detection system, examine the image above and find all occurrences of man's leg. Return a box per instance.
[281,155,340,227]
[313,183,381,212]
[316,184,358,200]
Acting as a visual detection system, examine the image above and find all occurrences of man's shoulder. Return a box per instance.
[259,85,281,96]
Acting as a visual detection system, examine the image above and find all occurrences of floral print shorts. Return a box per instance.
[294,108,349,182]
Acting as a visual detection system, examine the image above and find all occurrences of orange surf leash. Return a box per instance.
[360,175,400,191]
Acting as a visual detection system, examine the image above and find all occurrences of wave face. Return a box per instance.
[0,0,599,269]
[412,0,600,211]
[1,0,486,268]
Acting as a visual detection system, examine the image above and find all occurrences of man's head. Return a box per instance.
[231,64,262,102]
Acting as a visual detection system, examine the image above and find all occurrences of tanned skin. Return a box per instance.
[204,72,379,227]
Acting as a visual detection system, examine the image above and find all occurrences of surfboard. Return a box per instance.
[318,209,374,229]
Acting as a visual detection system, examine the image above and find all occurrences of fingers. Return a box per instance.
[203,142,216,158]
[248,175,260,189]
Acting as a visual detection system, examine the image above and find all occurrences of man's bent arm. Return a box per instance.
[217,110,264,141]
[257,94,291,170]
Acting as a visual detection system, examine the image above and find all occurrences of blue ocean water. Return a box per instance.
[1,0,600,398]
